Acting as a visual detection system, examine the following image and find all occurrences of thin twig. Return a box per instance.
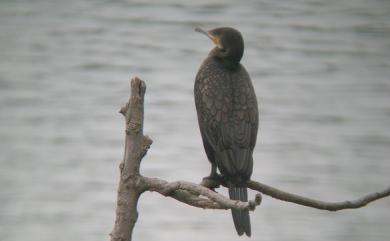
[200,176,390,211]
[247,180,390,211]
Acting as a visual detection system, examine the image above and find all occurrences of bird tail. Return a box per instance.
[228,185,251,237]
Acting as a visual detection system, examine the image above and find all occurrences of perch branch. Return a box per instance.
[198,170,390,211]
[141,177,262,211]
[199,178,390,211]
[247,180,390,211]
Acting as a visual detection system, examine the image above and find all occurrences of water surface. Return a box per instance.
[0,0,389,240]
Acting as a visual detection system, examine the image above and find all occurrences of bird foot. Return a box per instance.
[201,174,223,190]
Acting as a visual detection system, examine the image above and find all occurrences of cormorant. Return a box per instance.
[194,27,259,237]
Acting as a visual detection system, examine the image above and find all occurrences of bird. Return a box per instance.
[194,27,259,237]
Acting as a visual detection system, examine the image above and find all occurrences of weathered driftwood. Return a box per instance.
[110,78,152,241]
[110,77,390,241]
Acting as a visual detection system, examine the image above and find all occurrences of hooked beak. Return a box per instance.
[195,27,222,48]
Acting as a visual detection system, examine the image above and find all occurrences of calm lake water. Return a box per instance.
[0,0,389,240]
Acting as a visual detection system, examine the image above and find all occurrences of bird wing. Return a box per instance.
[195,59,258,183]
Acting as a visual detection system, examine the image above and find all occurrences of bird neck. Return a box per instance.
[209,46,243,70]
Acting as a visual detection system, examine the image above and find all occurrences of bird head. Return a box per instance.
[195,27,244,67]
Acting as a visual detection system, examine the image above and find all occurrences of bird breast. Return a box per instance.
[194,57,258,127]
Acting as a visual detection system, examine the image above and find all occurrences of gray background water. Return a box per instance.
[0,0,389,240]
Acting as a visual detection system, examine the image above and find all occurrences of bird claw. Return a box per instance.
[201,175,223,190]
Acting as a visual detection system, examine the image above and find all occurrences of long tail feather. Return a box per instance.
[228,186,251,237]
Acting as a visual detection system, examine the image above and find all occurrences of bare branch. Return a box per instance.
[247,180,390,211]
[110,77,151,241]
[199,174,390,211]
[141,177,262,211]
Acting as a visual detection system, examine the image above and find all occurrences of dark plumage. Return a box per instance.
[194,27,259,237]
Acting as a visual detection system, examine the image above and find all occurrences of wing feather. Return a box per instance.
[195,57,258,184]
